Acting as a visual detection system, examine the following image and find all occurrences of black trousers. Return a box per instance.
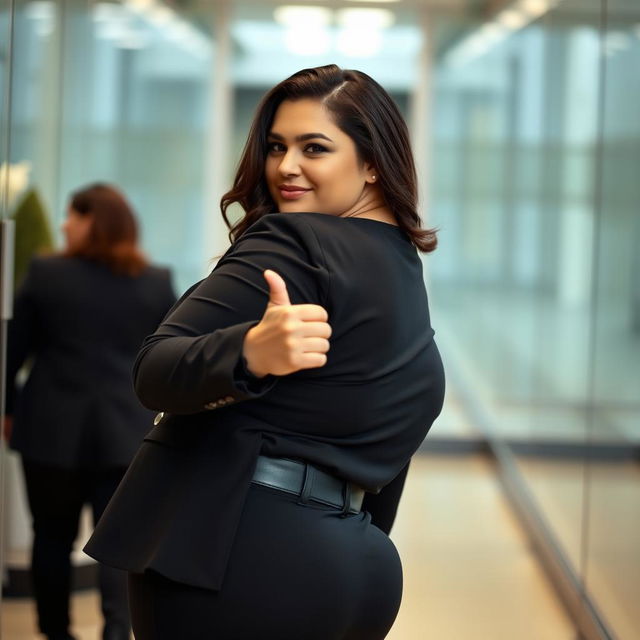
[21,459,131,637]
[128,483,403,640]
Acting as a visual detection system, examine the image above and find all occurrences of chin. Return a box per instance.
[278,203,306,213]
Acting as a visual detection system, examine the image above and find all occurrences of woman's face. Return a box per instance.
[265,98,376,217]
[62,208,92,251]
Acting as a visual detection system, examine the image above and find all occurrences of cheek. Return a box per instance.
[265,161,278,188]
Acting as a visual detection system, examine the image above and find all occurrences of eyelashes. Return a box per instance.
[267,142,329,155]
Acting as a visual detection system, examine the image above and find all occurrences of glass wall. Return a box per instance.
[430,0,640,637]
[8,0,213,292]
[0,0,14,621]
[0,0,215,598]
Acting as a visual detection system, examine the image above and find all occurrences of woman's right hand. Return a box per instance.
[242,270,331,378]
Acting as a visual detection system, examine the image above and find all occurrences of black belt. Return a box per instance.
[251,456,365,516]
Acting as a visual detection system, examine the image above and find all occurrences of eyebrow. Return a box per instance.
[268,132,334,143]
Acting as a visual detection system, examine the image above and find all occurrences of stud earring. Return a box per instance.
[371,175,377,181]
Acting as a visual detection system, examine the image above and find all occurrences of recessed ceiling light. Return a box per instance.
[274,6,332,27]
[336,8,395,29]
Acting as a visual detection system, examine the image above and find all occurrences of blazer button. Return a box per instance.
[154,412,165,426]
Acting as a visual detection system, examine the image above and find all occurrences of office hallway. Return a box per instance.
[2,454,575,640]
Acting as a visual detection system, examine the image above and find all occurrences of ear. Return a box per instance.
[363,162,378,185]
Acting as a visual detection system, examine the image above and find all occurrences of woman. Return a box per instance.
[6,183,176,640]
[86,65,445,639]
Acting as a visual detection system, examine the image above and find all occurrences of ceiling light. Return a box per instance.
[274,6,332,27]
[124,0,155,11]
[336,8,394,29]
[517,0,550,16]
[497,9,528,30]
[149,5,174,27]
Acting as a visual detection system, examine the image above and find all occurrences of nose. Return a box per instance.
[277,149,301,177]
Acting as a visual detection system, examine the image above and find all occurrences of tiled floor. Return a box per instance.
[1,454,575,640]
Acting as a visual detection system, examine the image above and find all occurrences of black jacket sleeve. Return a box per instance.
[132,214,329,414]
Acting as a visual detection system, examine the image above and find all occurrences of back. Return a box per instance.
[239,214,444,489]
[136,212,444,491]
[8,255,176,466]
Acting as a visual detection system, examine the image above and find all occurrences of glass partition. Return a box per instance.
[10,0,213,293]
[584,0,640,636]
[1,0,215,600]
[430,0,640,637]
[0,0,15,622]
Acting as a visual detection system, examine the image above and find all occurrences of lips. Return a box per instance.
[278,184,311,200]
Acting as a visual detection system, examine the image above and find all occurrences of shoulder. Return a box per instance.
[141,264,173,282]
[241,212,322,241]
[24,254,78,281]
[231,213,330,263]
[16,255,84,298]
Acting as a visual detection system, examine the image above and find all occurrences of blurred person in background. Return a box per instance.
[86,65,445,639]
[4,183,176,640]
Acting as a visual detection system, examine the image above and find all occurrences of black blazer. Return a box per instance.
[86,213,445,590]
[6,255,176,468]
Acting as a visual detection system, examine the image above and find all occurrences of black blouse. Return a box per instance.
[86,212,445,590]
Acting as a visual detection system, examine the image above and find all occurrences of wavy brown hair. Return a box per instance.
[64,183,147,276]
[221,64,437,253]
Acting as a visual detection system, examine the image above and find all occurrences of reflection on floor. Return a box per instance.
[2,454,575,640]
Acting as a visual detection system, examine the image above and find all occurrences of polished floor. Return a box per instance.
[1,453,575,640]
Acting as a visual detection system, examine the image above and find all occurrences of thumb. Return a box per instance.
[264,269,291,307]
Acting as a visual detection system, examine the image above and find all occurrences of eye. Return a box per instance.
[267,141,285,154]
[304,143,328,155]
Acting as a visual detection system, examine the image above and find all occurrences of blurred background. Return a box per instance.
[0,0,638,639]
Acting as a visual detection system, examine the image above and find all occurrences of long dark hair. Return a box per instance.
[221,64,437,253]
[64,183,147,276]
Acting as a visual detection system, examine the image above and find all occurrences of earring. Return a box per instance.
[371,175,377,181]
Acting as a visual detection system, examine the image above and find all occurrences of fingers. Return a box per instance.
[301,337,330,354]
[299,322,332,339]
[291,304,329,322]
[296,352,328,370]
[264,270,291,306]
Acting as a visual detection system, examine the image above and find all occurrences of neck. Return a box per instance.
[341,187,397,226]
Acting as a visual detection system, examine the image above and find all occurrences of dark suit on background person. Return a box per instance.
[6,254,176,640]
[4,182,178,640]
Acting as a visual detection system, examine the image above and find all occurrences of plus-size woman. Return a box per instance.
[86,65,445,640]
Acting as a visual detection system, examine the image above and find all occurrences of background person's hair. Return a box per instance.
[221,64,437,253]
[65,183,148,276]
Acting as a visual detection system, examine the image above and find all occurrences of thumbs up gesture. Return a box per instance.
[242,270,331,378]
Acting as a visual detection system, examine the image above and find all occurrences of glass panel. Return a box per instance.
[9,0,214,293]
[430,0,600,604]
[584,0,640,637]
[0,0,15,618]
[2,0,67,602]
[2,0,216,601]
